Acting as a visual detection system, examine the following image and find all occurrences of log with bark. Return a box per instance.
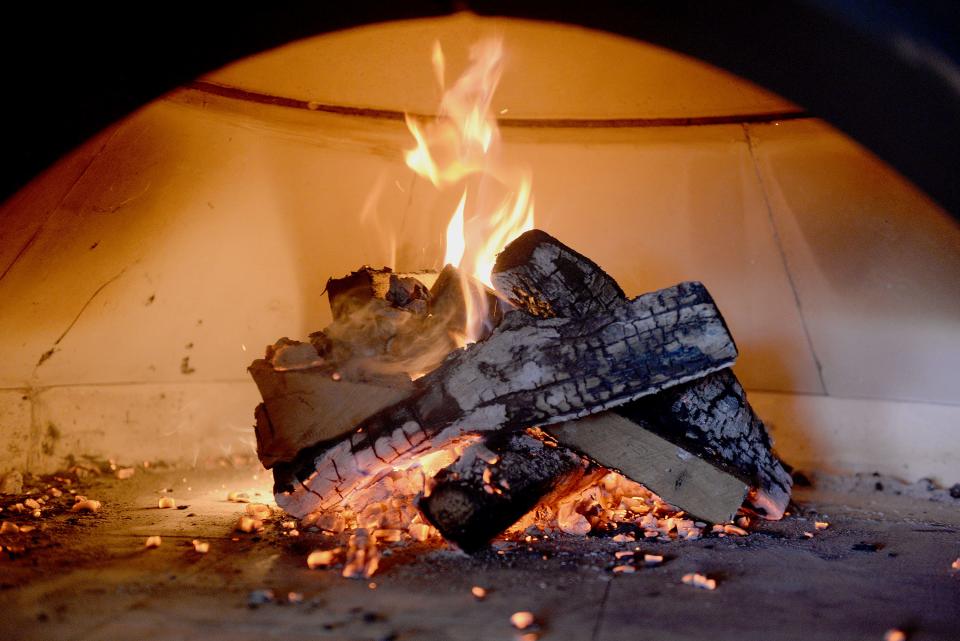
[492,229,792,519]
[418,230,759,540]
[272,280,737,516]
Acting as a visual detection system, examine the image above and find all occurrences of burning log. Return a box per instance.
[416,430,600,552]
[325,266,437,320]
[250,340,413,468]
[272,280,737,516]
[547,413,748,524]
[492,229,792,519]
[250,267,502,468]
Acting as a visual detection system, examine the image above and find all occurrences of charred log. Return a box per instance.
[273,280,737,516]
[416,430,596,552]
[492,229,792,519]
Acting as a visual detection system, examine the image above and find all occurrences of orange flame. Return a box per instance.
[405,37,534,342]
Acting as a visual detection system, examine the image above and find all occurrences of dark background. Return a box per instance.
[2,1,958,218]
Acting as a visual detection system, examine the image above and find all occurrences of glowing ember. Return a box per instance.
[951,558,960,570]
[510,611,536,630]
[144,536,162,549]
[884,630,908,641]
[307,548,339,569]
[682,573,717,590]
[192,539,209,554]
[157,497,176,509]
[471,586,488,600]
[643,554,664,566]
[815,521,830,530]
[0,522,19,534]
[342,529,379,579]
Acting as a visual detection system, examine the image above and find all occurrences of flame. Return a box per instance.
[404,37,534,342]
[443,190,467,267]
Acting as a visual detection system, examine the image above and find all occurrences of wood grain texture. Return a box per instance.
[622,370,793,519]
[249,359,411,468]
[274,281,737,516]
[545,414,749,523]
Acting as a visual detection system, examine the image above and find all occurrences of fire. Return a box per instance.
[292,39,738,581]
[404,37,534,342]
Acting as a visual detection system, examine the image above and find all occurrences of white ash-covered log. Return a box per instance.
[493,229,792,519]
[271,279,737,517]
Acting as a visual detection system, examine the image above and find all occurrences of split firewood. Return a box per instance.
[492,229,792,519]
[325,266,437,320]
[273,280,737,516]
[547,413,748,523]
[250,268,499,468]
[416,430,600,552]
[250,341,413,468]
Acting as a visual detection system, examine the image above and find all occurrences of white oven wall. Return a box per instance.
[1,16,957,483]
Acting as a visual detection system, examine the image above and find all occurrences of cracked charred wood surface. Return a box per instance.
[492,229,625,319]
[493,229,792,520]
[621,370,792,519]
[273,280,737,516]
[416,431,595,552]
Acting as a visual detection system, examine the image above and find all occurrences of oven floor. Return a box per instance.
[1,464,957,641]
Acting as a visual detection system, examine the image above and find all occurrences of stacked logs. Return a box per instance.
[249,230,792,551]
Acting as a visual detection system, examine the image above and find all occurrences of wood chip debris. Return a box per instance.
[612,565,636,574]
[643,554,664,566]
[681,573,717,590]
[471,586,487,600]
[158,497,176,509]
[723,524,748,536]
[815,521,830,530]
[227,491,251,503]
[236,516,264,533]
[192,539,209,553]
[0,522,19,534]
[116,468,136,480]
[307,548,340,569]
[408,522,431,542]
[245,503,272,520]
[145,536,162,549]
[510,611,536,630]
[71,499,102,513]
